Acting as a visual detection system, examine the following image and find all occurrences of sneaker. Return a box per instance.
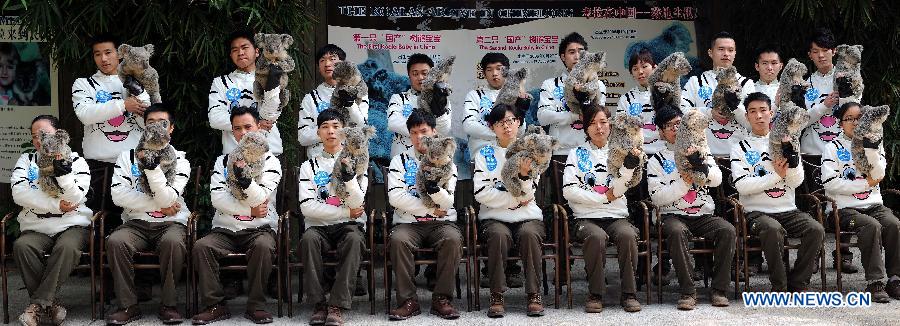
[324,306,344,326]
[49,303,67,325]
[158,305,183,324]
[885,279,900,300]
[621,294,641,312]
[487,292,504,318]
[106,305,143,325]
[866,281,891,303]
[309,303,328,325]
[388,298,420,320]
[191,303,231,325]
[244,309,273,324]
[710,290,730,307]
[430,295,459,319]
[584,294,603,313]
[526,293,544,317]
[676,293,696,311]
[18,304,42,326]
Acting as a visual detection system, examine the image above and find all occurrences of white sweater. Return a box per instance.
[210,152,281,232]
[562,142,630,220]
[682,69,757,155]
[463,87,500,157]
[298,150,368,228]
[537,74,607,155]
[111,149,192,225]
[615,86,663,155]
[297,82,369,158]
[730,133,804,214]
[11,152,92,236]
[821,135,886,209]
[387,150,457,224]
[386,90,452,157]
[648,143,722,217]
[72,71,145,163]
[207,70,283,156]
[800,68,859,155]
[473,144,542,223]
[755,80,779,103]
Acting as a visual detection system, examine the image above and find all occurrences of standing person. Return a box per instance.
[462,52,530,156]
[297,109,368,326]
[298,44,369,159]
[753,46,784,101]
[616,49,664,155]
[207,29,284,157]
[386,53,452,157]
[11,115,92,325]
[105,104,191,325]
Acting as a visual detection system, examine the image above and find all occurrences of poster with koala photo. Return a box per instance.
[0,16,59,181]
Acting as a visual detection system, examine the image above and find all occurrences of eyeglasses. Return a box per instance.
[842,117,860,125]
[496,117,519,128]
[663,121,680,131]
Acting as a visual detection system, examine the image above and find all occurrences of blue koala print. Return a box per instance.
[837,148,852,162]
[481,146,498,171]
[805,87,820,103]
[662,159,676,174]
[628,102,643,116]
[576,148,592,172]
[225,87,241,104]
[131,164,142,178]
[553,86,564,99]
[698,86,713,101]
[317,185,330,200]
[842,167,857,180]
[314,171,331,186]
[95,90,112,103]
[316,101,330,113]
[745,150,761,166]
[223,167,228,179]
[494,180,507,191]
[754,165,768,177]
[404,160,418,186]
[27,164,38,182]
[479,96,493,109]
[583,172,596,186]
[402,103,413,118]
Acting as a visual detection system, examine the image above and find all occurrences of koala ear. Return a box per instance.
[117,44,129,57]
[56,129,70,145]
[144,44,154,56]
[255,33,265,47]
[281,34,293,47]
[550,137,560,150]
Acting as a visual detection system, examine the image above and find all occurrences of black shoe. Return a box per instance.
[832,251,859,274]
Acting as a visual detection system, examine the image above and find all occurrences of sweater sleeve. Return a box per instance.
[681,76,701,108]
[705,154,723,187]
[242,155,282,208]
[561,150,608,205]
[298,160,350,220]
[341,171,367,209]
[537,78,577,126]
[207,76,233,132]
[473,151,530,209]
[821,147,871,195]
[648,155,692,207]
[10,154,62,213]
[462,90,496,141]
[387,94,409,137]
[347,94,369,125]
[430,164,457,210]
[72,78,126,125]
[210,155,252,216]
[435,106,452,136]
[387,156,432,217]
[145,152,191,208]
[111,151,163,213]
[297,92,321,147]
[785,163,805,189]
[55,155,91,205]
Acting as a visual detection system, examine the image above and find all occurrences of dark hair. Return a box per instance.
[144,103,175,123]
[406,53,434,72]
[225,28,256,53]
[315,44,347,62]
[743,92,772,109]
[88,32,119,50]
[581,104,611,137]
[316,108,347,127]
[406,110,436,131]
[628,49,656,70]
[653,104,683,128]
[558,32,588,56]
[709,31,735,49]
[31,115,60,129]
[484,103,523,127]
[809,28,836,50]
[229,105,260,124]
[755,45,781,63]
[479,52,509,72]
[834,101,861,120]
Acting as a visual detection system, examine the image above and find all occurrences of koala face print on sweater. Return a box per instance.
[574,147,613,194]
[828,145,872,200]
[89,89,140,142]
[735,142,785,198]
[655,155,712,215]
[811,114,841,142]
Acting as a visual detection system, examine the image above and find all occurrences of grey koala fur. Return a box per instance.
[135,120,177,196]
[36,130,72,198]
[710,66,741,121]
[648,52,691,110]
[776,58,810,109]
[607,114,647,188]
[495,66,531,108]
[332,126,376,202]
[226,131,269,201]
[417,56,455,114]
[254,33,295,120]
[415,135,457,209]
[501,126,559,197]
[769,102,810,162]
[329,60,369,123]
[674,110,712,187]
[851,105,890,176]
[563,50,608,116]
[834,44,864,105]
[117,44,161,104]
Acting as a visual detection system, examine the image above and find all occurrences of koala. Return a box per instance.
[648,52,692,110]
[254,33,295,121]
[851,105,890,176]
[834,44,864,105]
[226,131,269,201]
[607,114,647,188]
[417,56,455,115]
[674,110,712,187]
[710,66,742,121]
[117,44,161,104]
[36,130,72,198]
[563,50,608,116]
[332,125,376,202]
[135,120,177,196]
[501,126,560,197]
[776,58,811,109]
[495,66,531,108]
[329,60,369,123]
[415,135,457,209]
[769,102,810,163]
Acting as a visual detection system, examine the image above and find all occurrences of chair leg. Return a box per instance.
[542,259,549,296]
[368,261,375,316]
[820,247,827,292]
[657,247,663,304]
[3,259,9,324]
[455,269,462,300]
[383,258,391,314]
[276,266,283,318]
[554,256,560,309]
[474,257,481,311]
[565,252,572,309]
[464,259,472,312]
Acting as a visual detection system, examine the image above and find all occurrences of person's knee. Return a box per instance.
[51,240,82,258]
[582,228,608,247]
[717,223,737,241]
[12,238,38,258]
[159,235,187,255]
[517,225,545,244]
[106,232,132,255]
[756,221,783,240]
[438,232,464,252]
[249,234,276,255]
[389,231,415,251]
[663,222,687,242]
[615,228,639,248]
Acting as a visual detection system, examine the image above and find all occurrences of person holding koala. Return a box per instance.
[10,115,92,325]
[617,50,663,155]
[562,105,643,313]
[647,104,735,310]
[298,44,369,159]
[191,106,282,324]
[538,32,608,160]
[730,93,824,293]
[296,108,368,325]
[821,102,899,302]
[385,111,462,320]
[208,29,284,157]
[473,103,546,318]
[463,53,531,157]
[387,53,452,157]
[105,104,191,324]
[681,31,756,155]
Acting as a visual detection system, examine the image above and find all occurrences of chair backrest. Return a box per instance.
[550,159,567,207]
[799,154,824,196]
